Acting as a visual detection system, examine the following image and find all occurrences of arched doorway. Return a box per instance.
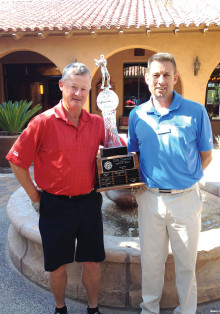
[0,51,62,111]
[91,48,155,120]
[91,48,183,131]
[205,63,220,119]
[205,63,220,143]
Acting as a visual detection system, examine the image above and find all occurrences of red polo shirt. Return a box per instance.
[6,101,105,196]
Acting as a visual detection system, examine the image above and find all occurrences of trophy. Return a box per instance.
[95,54,145,192]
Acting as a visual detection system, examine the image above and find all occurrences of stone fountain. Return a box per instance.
[7,185,220,309]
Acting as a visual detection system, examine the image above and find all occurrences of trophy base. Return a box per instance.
[100,146,128,157]
[96,181,145,193]
[96,151,145,192]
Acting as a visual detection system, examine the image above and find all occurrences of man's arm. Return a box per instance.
[200,150,212,171]
[9,162,41,203]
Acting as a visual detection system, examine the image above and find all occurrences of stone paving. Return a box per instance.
[0,175,20,206]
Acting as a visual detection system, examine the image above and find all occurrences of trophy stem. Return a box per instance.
[102,109,122,148]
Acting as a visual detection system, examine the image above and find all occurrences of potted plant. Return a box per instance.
[0,100,42,168]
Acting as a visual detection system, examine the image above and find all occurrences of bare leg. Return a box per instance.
[82,262,101,308]
[50,264,68,308]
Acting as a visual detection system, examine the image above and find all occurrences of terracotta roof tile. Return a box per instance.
[0,0,219,34]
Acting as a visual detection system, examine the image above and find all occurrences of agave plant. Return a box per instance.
[0,100,42,135]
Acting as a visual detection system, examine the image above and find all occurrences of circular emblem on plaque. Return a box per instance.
[104,161,113,170]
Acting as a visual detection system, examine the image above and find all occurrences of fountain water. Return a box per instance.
[103,188,220,236]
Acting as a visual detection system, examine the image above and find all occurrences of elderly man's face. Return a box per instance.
[59,73,91,112]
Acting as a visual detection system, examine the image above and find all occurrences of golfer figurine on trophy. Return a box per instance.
[95,54,144,191]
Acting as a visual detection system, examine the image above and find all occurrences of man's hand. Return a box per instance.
[29,187,42,203]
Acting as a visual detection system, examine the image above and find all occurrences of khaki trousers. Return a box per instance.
[136,184,202,314]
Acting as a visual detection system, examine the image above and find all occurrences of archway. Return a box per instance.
[205,63,220,144]
[0,51,62,111]
[91,48,183,130]
[205,63,220,119]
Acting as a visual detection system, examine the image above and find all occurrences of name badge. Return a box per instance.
[156,126,171,135]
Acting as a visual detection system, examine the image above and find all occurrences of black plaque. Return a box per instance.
[96,153,144,191]
[101,155,134,173]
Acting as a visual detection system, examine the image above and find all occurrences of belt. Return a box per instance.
[44,189,95,199]
[143,184,197,195]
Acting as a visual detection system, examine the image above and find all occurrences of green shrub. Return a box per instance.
[0,100,42,135]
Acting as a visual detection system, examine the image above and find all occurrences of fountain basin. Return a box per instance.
[105,189,138,209]
[7,187,220,309]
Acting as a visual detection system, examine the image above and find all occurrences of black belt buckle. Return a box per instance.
[159,188,171,193]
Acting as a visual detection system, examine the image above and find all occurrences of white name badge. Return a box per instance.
[156,126,171,135]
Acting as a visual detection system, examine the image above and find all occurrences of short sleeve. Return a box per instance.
[6,116,45,169]
[127,109,139,152]
[197,106,213,152]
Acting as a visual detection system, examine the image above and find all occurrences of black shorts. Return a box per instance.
[39,190,105,272]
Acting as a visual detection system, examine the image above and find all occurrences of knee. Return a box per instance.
[51,264,68,276]
[83,262,100,273]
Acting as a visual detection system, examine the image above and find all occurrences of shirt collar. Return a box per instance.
[54,100,90,123]
[145,91,182,114]
[169,91,182,111]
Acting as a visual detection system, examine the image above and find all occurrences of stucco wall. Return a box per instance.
[0,30,219,114]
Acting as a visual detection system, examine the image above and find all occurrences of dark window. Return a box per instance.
[123,63,150,116]
[134,49,145,56]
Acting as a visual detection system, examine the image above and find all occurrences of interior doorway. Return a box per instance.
[1,52,62,111]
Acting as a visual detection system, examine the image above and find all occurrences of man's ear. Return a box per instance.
[59,80,63,91]
[174,73,179,85]
[145,72,149,86]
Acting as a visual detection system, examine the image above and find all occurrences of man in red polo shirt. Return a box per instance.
[6,63,105,314]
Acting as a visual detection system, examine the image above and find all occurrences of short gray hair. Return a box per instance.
[61,62,91,82]
[148,52,177,74]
